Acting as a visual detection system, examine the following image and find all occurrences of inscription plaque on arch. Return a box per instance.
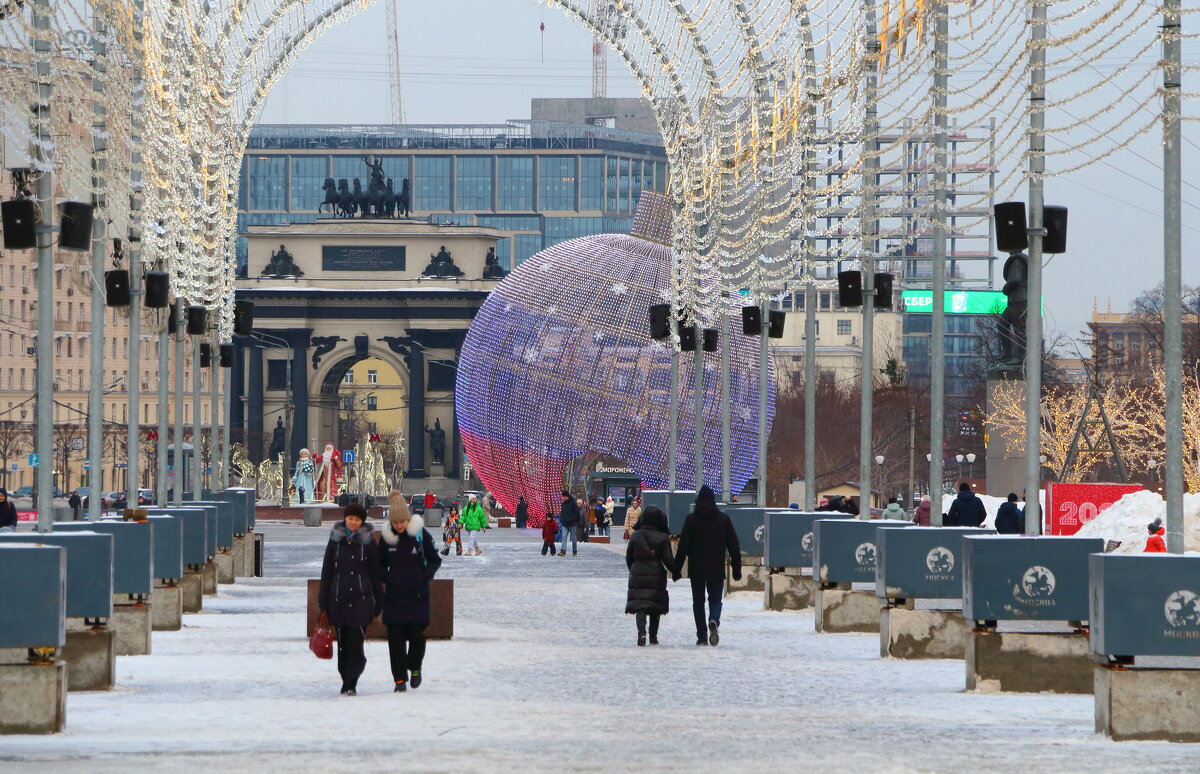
[322,245,406,271]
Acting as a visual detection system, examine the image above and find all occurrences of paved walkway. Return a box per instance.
[2,524,1196,773]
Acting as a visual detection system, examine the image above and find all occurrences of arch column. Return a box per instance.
[278,329,313,466]
[406,344,426,478]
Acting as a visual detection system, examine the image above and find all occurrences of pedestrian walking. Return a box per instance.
[1144,518,1167,552]
[440,505,462,556]
[515,495,529,529]
[672,485,741,647]
[625,506,677,646]
[623,496,643,540]
[947,482,987,527]
[558,490,580,556]
[599,496,614,537]
[423,490,436,511]
[460,493,487,556]
[541,513,559,556]
[379,491,441,693]
[994,493,1024,534]
[577,497,590,543]
[0,489,16,531]
[881,497,907,521]
[587,497,598,536]
[913,495,932,526]
[317,502,382,696]
[68,490,82,520]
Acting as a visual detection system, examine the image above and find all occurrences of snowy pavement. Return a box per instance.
[2,524,1197,773]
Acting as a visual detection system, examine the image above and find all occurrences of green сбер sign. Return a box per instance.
[901,290,1008,314]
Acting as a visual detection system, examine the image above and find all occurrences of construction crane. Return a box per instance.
[385,0,405,123]
[590,0,627,98]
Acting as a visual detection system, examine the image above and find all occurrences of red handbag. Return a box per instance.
[309,611,334,659]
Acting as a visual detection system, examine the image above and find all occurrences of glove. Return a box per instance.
[671,572,681,582]
[732,569,743,582]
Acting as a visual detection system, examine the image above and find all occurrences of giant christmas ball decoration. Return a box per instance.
[455,213,774,528]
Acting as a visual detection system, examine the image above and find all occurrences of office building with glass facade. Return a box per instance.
[237,120,669,272]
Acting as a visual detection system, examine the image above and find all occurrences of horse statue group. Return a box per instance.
[319,175,412,219]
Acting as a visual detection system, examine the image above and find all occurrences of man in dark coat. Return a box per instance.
[379,497,441,692]
[994,493,1023,534]
[558,490,580,556]
[625,507,678,646]
[318,503,383,695]
[948,482,987,528]
[514,496,529,529]
[672,486,741,647]
[68,491,82,520]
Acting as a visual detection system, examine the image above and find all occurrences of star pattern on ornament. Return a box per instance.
[611,282,629,296]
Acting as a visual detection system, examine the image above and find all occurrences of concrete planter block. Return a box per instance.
[965,629,1091,694]
[303,507,324,527]
[816,587,879,633]
[201,563,217,595]
[111,603,151,656]
[151,583,183,631]
[764,571,815,611]
[216,551,235,584]
[880,606,968,659]
[726,557,765,594]
[0,661,67,734]
[231,536,247,577]
[1095,665,1200,742]
[180,571,203,613]
[62,623,115,691]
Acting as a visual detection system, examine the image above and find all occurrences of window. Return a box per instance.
[367,369,378,385]
[580,157,604,209]
[514,234,543,266]
[539,157,576,210]
[837,319,852,336]
[248,156,287,210]
[290,156,327,211]
[498,157,534,210]
[414,157,451,211]
[266,360,288,391]
[341,396,353,411]
[366,396,377,411]
[455,157,492,211]
[343,371,354,384]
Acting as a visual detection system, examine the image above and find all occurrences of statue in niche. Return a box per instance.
[425,418,447,465]
[482,246,508,279]
[991,251,1028,379]
[263,244,302,278]
[421,245,464,278]
[267,416,287,460]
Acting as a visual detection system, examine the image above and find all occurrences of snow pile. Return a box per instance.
[941,490,1045,529]
[1073,490,1200,553]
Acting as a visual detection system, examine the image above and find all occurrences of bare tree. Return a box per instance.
[54,423,86,493]
[0,420,28,491]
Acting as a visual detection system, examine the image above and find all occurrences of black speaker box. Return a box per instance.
[994,201,1028,253]
[219,343,235,368]
[678,325,697,352]
[234,299,254,336]
[838,270,863,307]
[144,271,170,308]
[57,201,94,251]
[200,342,212,368]
[768,310,785,339]
[186,305,207,335]
[105,270,130,307]
[875,273,894,310]
[1044,205,1068,253]
[649,304,671,340]
[741,306,762,336]
[1,199,36,250]
[702,328,718,352]
[168,302,178,335]
[355,335,369,357]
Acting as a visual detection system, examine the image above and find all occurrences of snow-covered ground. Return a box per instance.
[4,524,1198,773]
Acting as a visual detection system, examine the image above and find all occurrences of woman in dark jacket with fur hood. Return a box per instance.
[318,502,383,696]
[379,492,441,692]
[625,506,678,646]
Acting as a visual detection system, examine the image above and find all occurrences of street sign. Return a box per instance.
[83,461,89,470]
[9,464,15,472]
[27,453,38,468]
[342,450,355,464]
[70,438,84,451]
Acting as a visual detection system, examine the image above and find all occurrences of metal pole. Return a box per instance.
[929,0,948,526]
[668,340,679,492]
[126,223,142,511]
[693,330,704,490]
[858,0,879,520]
[1163,0,1184,552]
[174,304,185,502]
[156,326,168,507]
[1024,0,1046,535]
[210,336,220,491]
[191,327,202,498]
[221,340,232,488]
[87,15,108,522]
[907,406,917,510]
[32,0,54,531]
[720,298,731,500]
[756,300,769,507]
[804,283,816,510]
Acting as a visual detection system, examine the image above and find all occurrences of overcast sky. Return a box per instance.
[254,1,1198,347]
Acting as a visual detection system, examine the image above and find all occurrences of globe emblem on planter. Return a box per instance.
[801,532,814,552]
[1021,566,1056,598]
[1164,590,1200,628]
[854,542,876,566]
[926,547,954,574]
[753,525,765,544]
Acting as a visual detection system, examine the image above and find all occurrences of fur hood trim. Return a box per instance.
[381,514,425,546]
[331,520,375,545]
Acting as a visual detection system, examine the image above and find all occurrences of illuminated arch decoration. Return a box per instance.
[455,220,775,528]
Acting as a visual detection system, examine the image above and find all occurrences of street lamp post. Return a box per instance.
[955,453,965,485]
[966,452,976,481]
[874,454,885,514]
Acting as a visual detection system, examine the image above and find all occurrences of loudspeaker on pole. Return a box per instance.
[702,328,718,352]
[1043,205,1068,253]
[186,305,207,335]
[741,306,762,336]
[219,343,235,368]
[994,201,1028,254]
[678,325,697,352]
[649,304,671,340]
[768,310,785,339]
[234,299,254,336]
[200,342,212,368]
[144,271,170,308]
[874,273,894,310]
[1,199,36,250]
[105,270,131,307]
[837,270,863,307]
[57,202,94,251]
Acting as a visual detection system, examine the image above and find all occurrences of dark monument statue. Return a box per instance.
[268,416,287,460]
[397,178,412,219]
[336,178,355,218]
[321,171,411,219]
[263,244,303,278]
[425,418,447,465]
[319,177,338,214]
[992,251,1028,378]
[482,246,508,279]
[421,245,464,278]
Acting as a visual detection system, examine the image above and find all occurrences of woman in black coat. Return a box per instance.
[379,493,441,692]
[318,503,383,696]
[0,489,17,530]
[625,506,677,646]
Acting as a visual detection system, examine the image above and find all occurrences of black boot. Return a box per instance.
[410,670,422,689]
[637,633,646,646]
[394,681,407,693]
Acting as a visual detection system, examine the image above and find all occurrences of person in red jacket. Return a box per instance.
[1144,519,1167,552]
[541,514,559,556]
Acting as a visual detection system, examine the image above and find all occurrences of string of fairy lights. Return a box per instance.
[0,0,1192,339]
